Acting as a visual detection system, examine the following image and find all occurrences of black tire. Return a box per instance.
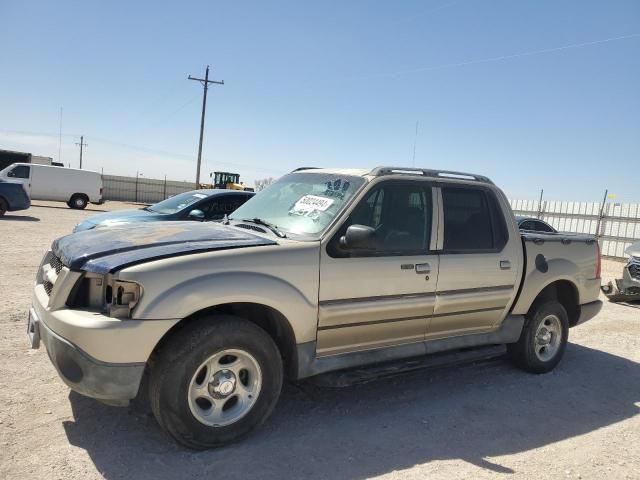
[69,194,88,209]
[149,315,283,449]
[508,300,569,374]
[0,197,7,216]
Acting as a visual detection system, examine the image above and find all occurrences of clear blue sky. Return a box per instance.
[1,0,638,201]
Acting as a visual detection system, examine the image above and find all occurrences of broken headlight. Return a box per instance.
[67,275,142,318]
[105,280,143,318]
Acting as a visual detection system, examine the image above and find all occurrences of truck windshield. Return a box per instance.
[229,172,365,236]
[147,191,208,214]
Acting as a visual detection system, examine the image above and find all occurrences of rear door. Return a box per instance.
[318,180,439,356]
[428,185,519,339]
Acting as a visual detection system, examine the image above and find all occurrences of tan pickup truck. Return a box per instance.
[28,166,602,449]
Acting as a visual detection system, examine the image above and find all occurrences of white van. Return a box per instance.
[0,163,103,209]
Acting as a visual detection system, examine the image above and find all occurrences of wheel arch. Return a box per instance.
[528,280,580,326]
[149,302,299,380]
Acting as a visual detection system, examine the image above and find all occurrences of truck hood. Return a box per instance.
[53,221,277,274]
[625,241,640,258]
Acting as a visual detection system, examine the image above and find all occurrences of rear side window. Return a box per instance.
[519,220,534,231]
[533,221,555,233]
[8,165,30,179]
[442,187,508,252]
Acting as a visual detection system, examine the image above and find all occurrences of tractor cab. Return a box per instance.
[212,171,254,191]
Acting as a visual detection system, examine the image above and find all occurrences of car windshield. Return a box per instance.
[229,172,366,236]
[147,191,208,214]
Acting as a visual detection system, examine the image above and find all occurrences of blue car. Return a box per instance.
[74,189,254,232]
[0,178,30,216]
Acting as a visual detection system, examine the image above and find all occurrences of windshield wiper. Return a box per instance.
[241,218,287,238]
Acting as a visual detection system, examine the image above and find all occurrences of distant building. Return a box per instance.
[0,148,60,170]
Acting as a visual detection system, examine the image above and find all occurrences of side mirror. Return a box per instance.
[340,224,376,250]
[188,209,205,221]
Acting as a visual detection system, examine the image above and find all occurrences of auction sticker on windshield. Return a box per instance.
[291,195,334,215]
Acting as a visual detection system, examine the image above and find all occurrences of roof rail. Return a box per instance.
[291,167,322,172]
[369,166,493,184]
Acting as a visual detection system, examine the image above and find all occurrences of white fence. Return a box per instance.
[103,175,194,204]
[510,199,640,259]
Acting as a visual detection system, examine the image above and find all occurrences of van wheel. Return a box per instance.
[0,197,7,216]
[69,194,88,209]
[507,300,569,374]
[149,315,283,449]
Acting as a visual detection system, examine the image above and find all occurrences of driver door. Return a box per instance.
[317,180,439,356]
[7,165,31,195]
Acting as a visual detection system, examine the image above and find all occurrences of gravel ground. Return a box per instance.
[0,201,639,480]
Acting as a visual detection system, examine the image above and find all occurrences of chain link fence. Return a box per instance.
[102,175,194,204]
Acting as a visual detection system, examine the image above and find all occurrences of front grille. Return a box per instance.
[629,262,640,280]
[51,255,64,274]
[39,252,65,297]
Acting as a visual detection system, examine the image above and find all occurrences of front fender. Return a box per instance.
[132,271,318,344]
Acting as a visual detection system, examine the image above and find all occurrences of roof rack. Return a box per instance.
[291,167,322,172]
[369,166,493,184]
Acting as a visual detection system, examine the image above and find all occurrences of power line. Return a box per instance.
[150,93,201,127]
[0,128,285,174]
[369,32,640,78]
[188,65,224,189]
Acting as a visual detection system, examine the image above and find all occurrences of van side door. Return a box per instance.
[318,180,439,356]
[428,185,520,339]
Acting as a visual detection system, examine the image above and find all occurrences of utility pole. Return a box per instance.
[188,65,224,189]
[595,189,608,239]
[75,136,87,169]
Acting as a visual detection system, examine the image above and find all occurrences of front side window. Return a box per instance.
[533,220,555,233]
[8,165,30,179]
[229,172,365,237]
[331,181,432,256]
[442,186,507,252]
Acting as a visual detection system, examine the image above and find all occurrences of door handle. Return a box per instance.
[415,263,431,274]
[499,260,511,270]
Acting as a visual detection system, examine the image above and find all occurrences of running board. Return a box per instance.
[310,344,506,388]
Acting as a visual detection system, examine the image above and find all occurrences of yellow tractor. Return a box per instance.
[209,171,254,192]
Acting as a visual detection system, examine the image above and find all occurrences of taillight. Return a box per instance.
[595,241,601,279]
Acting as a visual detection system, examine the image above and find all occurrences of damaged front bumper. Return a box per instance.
[601,255,640,302]
[29,307,145,405]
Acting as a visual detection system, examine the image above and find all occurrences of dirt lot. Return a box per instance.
[0,201,639,480]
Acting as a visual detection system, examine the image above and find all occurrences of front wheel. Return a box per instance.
[507,300,569,374]
[149,315,283,449]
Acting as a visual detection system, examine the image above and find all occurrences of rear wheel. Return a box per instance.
[149,315,283,449]
[0,197,7,216]
[69,194,88,209]
[508,300,569,373]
